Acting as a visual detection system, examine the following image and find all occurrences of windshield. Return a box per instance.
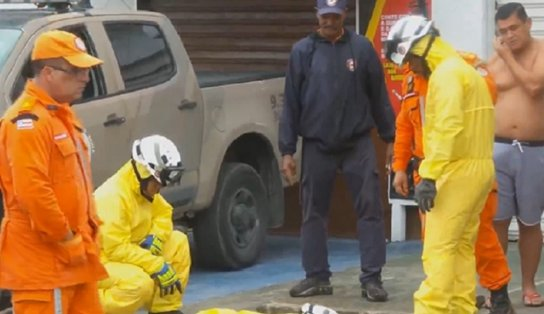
[0,29,21,69]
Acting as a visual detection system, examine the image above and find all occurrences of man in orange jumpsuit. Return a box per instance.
[390,53,514,313]
[0,30,108,313]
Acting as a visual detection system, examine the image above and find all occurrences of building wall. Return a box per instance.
[144,0,356,72]
[432,0,495,59]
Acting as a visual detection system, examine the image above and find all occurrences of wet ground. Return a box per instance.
[2,235,540,314]
[182,236,544,314]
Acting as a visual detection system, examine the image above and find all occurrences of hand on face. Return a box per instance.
[494,37,513,59]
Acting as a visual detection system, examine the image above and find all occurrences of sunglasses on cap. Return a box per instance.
[47,64,89,77]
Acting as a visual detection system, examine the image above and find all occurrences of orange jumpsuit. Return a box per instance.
[392,61,511,291]
[0,81,108,313]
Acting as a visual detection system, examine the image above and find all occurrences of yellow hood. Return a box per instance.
[410,35,460,72]
[413,36,495,181]
[113,161,153,197]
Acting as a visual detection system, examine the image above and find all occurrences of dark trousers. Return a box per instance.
[300,135,386,284]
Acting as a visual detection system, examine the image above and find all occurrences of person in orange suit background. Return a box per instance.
[0,30,107,313]
[388,50,514,313]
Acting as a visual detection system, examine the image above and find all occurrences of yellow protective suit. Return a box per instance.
[94,161,191,314]
[410,35,495,314]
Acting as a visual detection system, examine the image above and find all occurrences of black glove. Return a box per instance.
[415,179,436,212]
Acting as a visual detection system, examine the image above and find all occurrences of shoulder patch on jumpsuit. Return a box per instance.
[10,113,39,123]
[10,111,39,130]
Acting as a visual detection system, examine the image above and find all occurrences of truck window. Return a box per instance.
[9,26,106,104]
[9,59,31,102]
[0,29,21,69]
[64,26,107,104]
[103,22,175,91]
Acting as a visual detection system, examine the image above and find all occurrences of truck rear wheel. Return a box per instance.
[194,162,268,269]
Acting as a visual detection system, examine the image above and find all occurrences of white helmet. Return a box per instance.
[384,15,435,66]
[131,135,184,186]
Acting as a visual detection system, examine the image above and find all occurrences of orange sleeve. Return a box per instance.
[392,72,416,172]
[7,115,70,242]
[392,99,415,172]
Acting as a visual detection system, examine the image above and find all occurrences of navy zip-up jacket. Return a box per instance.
[279,29,395,155]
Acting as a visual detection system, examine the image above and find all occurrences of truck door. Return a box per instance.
[65,22,135,185]
[101,18,204,206]
[6,20,134,186]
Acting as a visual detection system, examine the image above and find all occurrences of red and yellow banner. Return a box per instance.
[365,0,432,115]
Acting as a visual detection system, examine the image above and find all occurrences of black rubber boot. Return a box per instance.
[0,290,11,312]
[490,285,515,314]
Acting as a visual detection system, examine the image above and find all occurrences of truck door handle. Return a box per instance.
[103,113,126,127]
[178,99,197,111]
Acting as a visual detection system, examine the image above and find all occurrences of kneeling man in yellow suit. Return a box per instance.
[95,135,190,314]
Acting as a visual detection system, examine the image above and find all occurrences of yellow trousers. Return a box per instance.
[414,161,494,314]
[98,231,191,314]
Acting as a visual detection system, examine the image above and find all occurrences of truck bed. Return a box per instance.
[196,71,284,88]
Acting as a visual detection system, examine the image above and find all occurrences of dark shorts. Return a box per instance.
[494,139,544,225]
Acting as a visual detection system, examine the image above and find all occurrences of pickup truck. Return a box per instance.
[0,1,286,271]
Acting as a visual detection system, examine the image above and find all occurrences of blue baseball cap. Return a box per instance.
[316,0,348,15]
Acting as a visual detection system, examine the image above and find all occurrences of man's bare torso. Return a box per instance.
[489,39,544,141]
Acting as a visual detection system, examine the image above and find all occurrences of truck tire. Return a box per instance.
[194,162,268,270]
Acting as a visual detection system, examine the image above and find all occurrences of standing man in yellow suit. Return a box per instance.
[95,135,190,314]
[387,16,496,313]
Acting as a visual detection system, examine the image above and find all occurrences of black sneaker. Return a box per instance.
[490,286,515,314]
[289,278,333,297]
[361,279,388,302]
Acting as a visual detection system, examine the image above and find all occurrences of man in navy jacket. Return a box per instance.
[279,0,395,302]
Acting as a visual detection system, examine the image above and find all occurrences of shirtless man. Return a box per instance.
[488,2,544,307]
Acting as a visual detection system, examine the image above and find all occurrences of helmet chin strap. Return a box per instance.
[420,32,436,60]
[417,32,436,79]
[131,159,155,202]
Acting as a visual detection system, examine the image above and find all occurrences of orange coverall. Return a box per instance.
[0,81,108,313]
[391,59,511,291]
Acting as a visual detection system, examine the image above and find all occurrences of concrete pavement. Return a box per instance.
[183,237,543,314]
[3,236,538,314]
